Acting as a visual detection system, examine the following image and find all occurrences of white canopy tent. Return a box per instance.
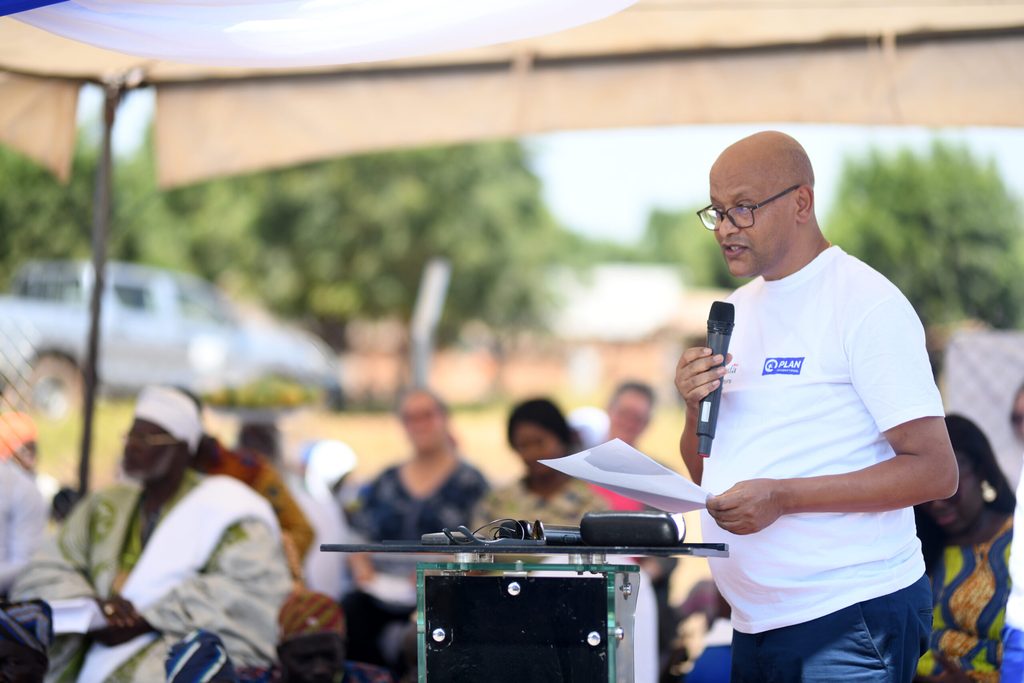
[2,1,1023,187]
[1,0,1022,490]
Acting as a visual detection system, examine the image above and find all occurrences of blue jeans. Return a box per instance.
[731,574,932,682]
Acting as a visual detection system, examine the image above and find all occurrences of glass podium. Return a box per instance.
[322,543,727,683]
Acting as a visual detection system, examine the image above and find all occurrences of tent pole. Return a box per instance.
[78,83,120,496]
[409,258,451,389]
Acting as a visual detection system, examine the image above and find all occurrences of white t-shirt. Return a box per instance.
[700,246,944,634]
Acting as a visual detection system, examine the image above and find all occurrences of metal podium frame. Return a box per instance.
[321,543,728,683]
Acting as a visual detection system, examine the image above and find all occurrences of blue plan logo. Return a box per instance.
[762,357,805,376]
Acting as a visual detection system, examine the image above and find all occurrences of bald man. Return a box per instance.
[674,132,957,682]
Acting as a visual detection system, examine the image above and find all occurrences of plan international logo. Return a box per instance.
[762,357,805,376]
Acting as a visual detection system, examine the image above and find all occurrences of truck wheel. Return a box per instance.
[28,355,83,419]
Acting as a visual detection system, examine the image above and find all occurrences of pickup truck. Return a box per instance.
[0,260,342,417]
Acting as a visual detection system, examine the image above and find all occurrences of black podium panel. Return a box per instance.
[423,575,610,682]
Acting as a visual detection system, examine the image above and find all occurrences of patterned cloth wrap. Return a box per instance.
[165,629,240,683]
[0,599,53,653]
[918,517,1014,682]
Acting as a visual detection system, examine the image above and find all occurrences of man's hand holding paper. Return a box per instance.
[539,438,711,514]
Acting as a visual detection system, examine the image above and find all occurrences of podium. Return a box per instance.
[322,543,727,682]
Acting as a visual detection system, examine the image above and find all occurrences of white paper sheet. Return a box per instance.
[540,439,710,513]
[49,597,108,634]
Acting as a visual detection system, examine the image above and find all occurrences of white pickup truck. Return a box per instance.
[0,260,342,416]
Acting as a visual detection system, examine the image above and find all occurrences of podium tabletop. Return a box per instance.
[319,542,728,558]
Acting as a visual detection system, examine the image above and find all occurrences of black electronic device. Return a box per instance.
[579,511,685,547]
[421,519,582,546]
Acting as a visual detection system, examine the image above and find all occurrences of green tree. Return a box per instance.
[0,143,96,287]
[1,135,570,348]
[210,141,565,346]
[826,141,1024,329]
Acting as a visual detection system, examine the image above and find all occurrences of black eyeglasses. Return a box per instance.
[1012,412,1024,428]
[696,184,801,231]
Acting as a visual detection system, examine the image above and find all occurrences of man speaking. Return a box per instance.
[674,131,957,682]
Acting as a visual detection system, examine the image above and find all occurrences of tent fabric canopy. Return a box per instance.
[0,71,77,181]
[155,27,1024,187]
[8,0,633,67]
[1,1,1024,186]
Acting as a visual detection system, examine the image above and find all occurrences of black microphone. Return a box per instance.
[697,301,734,458]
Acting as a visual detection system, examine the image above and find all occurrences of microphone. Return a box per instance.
[697,301,734,458]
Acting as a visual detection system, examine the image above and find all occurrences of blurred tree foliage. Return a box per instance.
[826,141,1024,330]
[639,207,743,290]
[4,135,1021,344]
[0,138,567,348]
[0,140,98,281]
[557,203,743,290]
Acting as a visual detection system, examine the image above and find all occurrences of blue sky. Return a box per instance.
[82,85,1024,245]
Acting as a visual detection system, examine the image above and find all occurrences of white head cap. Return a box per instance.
[303,440,358,502]
[568,406,610,450]
[133,385,203,453]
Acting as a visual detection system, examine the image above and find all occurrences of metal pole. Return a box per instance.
[79,84,120,496]
[409,258,451,388]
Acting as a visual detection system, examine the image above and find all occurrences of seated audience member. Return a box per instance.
[11,385,292,682]
[0,412,60,505]
[191,415,314,582]
[671,581,732,683]
[0,413,47,598]
[475,399,667,681]
[0,599,52,683]
[594,381,681,673]
[276,590,393,683]
[0,413,40,473]
[290,440,360,601]
[593,381,654,512]
[49,486,81,523]
[475,397,608,527]
[1002,382,1024,680]
[237,422,284,466]
[915,415,1015,682]
[165,630,239,683]
[344,388,488,669]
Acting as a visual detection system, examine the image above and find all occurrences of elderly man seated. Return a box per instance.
[11,385,292,682]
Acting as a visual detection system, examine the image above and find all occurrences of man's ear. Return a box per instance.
[794,185,815,223]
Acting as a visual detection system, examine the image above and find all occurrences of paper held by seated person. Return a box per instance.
[540,439,711,513]
[49,597,108,634]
